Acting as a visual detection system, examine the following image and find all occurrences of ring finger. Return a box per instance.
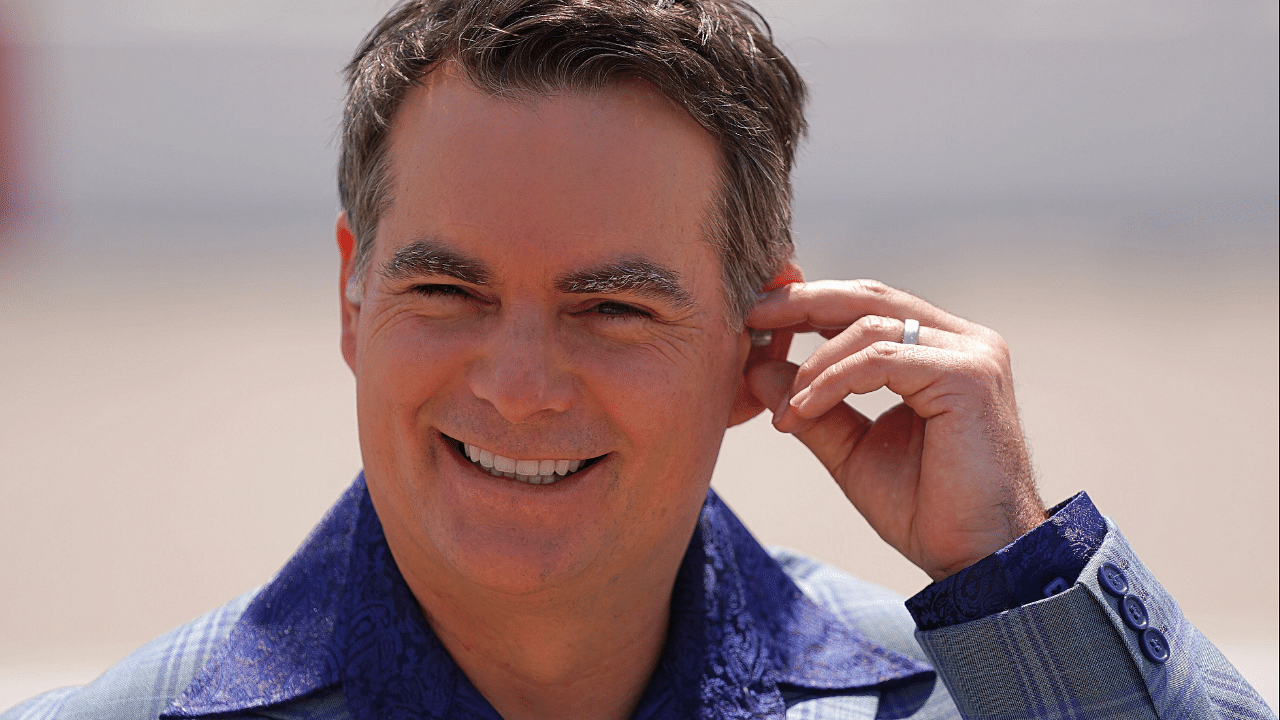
[791,314,964,393]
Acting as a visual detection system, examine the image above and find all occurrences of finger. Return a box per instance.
[785,342,981,426]
[744,359,797,414]
[791,315,968,393]
[746,359,876,476]
[748,279,975,336]
[746,359,827,434]
[728,327,797,427]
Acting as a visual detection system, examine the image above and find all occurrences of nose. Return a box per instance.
[467,309,574,424]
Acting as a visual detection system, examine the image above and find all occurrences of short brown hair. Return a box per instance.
[339,0,806,323]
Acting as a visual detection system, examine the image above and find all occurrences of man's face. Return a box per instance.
[339,67,752,597]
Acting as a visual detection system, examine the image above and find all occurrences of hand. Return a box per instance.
[744,277,1046,581]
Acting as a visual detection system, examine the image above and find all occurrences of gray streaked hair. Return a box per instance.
[339,0,806,323]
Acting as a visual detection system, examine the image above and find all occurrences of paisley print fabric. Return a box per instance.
[164,475,931,719]
[904,493,1107,631]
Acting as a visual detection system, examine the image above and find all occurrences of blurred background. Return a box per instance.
[1,0,1276,710]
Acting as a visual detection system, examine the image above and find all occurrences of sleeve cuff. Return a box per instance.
[905,491,1107,630]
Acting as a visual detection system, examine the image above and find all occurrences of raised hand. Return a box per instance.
[744,276,1046,581]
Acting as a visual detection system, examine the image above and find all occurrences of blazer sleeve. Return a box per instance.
[912,518,1276,720]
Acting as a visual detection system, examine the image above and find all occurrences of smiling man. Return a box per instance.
[3,1,1274,720]
[341,71,755,716]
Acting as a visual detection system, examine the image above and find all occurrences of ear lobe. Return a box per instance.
[336,212,360,372]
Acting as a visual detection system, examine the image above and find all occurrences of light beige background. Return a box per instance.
[2,0,1276,711]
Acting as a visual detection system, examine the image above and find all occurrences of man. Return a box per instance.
[3,1,1273,719]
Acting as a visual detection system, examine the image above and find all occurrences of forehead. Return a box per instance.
[377,66,725,276]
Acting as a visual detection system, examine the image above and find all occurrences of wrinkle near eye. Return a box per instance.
[363,302,427,340]
[603,318,714,362]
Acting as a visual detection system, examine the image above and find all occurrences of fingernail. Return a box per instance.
[772,392,791,429]
[789,387,809,411]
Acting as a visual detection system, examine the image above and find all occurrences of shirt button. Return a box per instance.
[1121,594,1149,630]
[1098,562,1129,597]
[1140,628,1171,664]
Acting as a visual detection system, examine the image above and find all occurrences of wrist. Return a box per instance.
[925,500,1048,582]
[907,492,1105,630]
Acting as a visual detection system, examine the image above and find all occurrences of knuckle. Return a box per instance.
[855,313,896,333]
[808,363,838,392]
[962,354,1012,395]
[864,340,899,363]
[973,325,1009,351]
[983,336,1013,374]
[805,363,839,397]
[854,314,896,336]
[988,332,1010,358]
[850,278,890,298]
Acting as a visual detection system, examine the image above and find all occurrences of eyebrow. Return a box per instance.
[381,241,694,310]
[556,258,696,310]
[380,240,491,285]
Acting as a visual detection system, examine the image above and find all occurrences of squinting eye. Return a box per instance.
[413,284,473,299]
[592,301,651,319]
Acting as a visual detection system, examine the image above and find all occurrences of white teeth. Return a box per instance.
[461,442,592,485]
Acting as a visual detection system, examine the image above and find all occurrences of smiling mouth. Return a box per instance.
[445,435,602,485]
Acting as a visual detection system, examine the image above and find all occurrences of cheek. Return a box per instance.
[356,316,479,463]
[580,332,742,479]
[361,315,474,398]
[579,335,737,417]
[594,349,734,553]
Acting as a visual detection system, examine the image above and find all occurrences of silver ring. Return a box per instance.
[902,319,920,345]
[749,329,773,347]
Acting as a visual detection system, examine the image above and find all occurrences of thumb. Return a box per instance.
[746,360,872,478]
[745,359,796,412]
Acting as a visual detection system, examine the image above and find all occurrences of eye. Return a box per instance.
[589,301,652,320]
[412,283,474,300]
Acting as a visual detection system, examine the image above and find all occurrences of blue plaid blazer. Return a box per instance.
[4,495,1273,719]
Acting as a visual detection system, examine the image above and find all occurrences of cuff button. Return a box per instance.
[1140,628,1170,664]
[1121,594,1149,631]
[1098,562,1129,597]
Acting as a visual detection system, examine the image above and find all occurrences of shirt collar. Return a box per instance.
[165,474,932,719]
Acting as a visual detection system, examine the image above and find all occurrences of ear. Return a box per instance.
[337,212,360,373]
[726,327,794,427]
[726,261,804,427]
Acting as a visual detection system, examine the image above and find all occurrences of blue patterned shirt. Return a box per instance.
[160,475,937,719]
[7,475,1274,719]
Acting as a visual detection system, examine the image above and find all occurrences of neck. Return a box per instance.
[388,534,689,720]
